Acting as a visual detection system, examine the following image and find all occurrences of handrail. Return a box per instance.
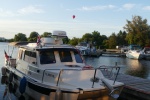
[98,64,121,85]
[56,69,63,86]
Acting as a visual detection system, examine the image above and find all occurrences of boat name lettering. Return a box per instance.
[45,73,55,78]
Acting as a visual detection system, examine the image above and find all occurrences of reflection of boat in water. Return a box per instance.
[1,75,28,100]
[125,60,148,78]
[1,31,124,100]
[126,45,143,59]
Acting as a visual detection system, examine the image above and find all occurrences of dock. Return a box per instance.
[102,71,150,100]
[101,49,126,57]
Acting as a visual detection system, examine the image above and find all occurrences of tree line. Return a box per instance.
[6,15,150,49]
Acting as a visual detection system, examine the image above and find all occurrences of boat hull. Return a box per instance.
[3,66,119,100]
[126,51,143,60]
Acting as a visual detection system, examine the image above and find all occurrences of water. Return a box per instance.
[0,42,150,100]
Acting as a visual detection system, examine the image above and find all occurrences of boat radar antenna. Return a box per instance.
[52,31,67,44]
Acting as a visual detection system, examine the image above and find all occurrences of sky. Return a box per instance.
[0,0,150,39]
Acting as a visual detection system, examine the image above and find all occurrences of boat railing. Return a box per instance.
[98,64,121,85]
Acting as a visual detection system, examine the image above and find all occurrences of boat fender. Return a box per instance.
[9,72,14,82]
[19,77,27,94]
[1,67,6,76]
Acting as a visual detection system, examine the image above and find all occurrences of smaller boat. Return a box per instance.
[75,42,91,56]
[141,47,150,60]
[126,45,143,59]
[76,42,101,57]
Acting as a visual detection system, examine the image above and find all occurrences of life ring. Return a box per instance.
[1,67,6,76]
[9,72,14,83]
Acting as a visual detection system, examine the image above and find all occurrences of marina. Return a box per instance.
[0,41,150,100]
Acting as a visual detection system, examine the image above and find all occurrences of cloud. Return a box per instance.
[18,5,44,15]
[0,5,44,17]
[67,5,116,11]
[143,6,150,10]
[122,3,135,10]
[0,8,16,17]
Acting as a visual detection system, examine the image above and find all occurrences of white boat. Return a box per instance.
[141,47,150,60]
[126,45,143,59]
[1,31,124,100]
[75,42,91,56]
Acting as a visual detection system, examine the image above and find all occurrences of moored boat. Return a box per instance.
[1,31,124,100]
[126,45,143,59]
[141,46,150,60]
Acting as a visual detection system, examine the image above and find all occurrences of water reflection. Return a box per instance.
[83,56,150,79]
[125,59,150,78]
[0,75,27,100]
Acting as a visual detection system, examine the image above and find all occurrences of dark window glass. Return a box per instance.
[59,51,72,62]
[30,52,36,58]
[40,51,56,64]
[24,50,37,64]
[74,51,83,63]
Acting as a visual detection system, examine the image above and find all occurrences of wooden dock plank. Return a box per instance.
[102,70,150,100]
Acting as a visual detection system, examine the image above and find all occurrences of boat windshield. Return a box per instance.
[131,46,141,50]
[59,51,73,62]
[40,51,56,64]
[38,48,83,64]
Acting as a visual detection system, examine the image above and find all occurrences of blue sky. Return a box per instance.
[0,0,150,39]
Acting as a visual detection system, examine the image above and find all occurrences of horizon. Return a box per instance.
[0,0,150,39]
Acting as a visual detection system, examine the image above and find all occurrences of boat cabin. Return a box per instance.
[16,31,84,69]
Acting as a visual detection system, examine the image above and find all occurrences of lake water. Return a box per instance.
[0,42,150,100]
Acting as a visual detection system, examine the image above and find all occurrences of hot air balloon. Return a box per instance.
[72,15,75,19]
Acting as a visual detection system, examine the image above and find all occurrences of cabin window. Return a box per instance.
[24,50,37,64]
[40,51,56,64]
[59,51,72,62]
[74,51,83,63]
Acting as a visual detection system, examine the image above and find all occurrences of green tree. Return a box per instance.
[117,30,128,46]
[81,33,93,43]
[28,31,39,42]
[62,37,70,44]
[91,31,101,48]
[41,32,52,37]
[69,37,80,46]
[8,38,14,42]
[14,33,27,42]
[108,33,117,49]
[101,35,108,49]
[124,16,150,46]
